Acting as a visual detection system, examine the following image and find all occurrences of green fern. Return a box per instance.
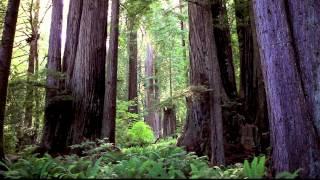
[243,156,266,178]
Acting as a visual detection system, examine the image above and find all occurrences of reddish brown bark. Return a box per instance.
[102,0,120,143]
[41,0,64,152]
[0,0,20,160]
[127,18,138,114]
[235,0,269,152]
[68,0,108,145]
[62,0,83,90]
[212,0,237,99]
[162,106,176,137]
[177,0,225,165]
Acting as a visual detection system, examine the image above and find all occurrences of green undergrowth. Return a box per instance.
[0,138,299,179]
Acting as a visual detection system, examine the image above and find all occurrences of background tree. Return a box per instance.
[102,0,120,143]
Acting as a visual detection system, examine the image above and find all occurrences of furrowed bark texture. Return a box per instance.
[62,0,83,90]
[163,106,176,137]
[212,0,237,99]
[68,0,108,145]
[42,0,65,152]
[285,0,320,136]
[102,0,120,143]
[235,0,268,151]
[127,18,138,114]
[41,0,84,153]
[253,0,320,177]
[178,1,225,165]
[0,0,20,160]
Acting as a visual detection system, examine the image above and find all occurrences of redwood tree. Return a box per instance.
[102,0,120,143]
[144,43,160,138]
[0,0,20,160]
[68,0,108,145]
[253,0,320,177]
[212,0,237,99]
[41,0,64,152]
[177,0,225,165]
[127,17,138,114]
[235,0,268,151]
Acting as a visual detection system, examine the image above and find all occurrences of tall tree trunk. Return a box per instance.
[145,43,160,138]
[285,0,320,137]
[177,0,225,165]
[253,0,320,177]
[102,0,119,143]
[40,0,84,153]
[212,0,237,99]
[68,0,108,145]
[235,0,268,151]
[127,17,138,114]
[163,50,176,138]
[62,0,83,90]
[41,0,64,152]
[24,0,40,128]
[0,0,20,160]
[179,0,188,81]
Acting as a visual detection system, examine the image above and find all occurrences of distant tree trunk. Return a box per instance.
[179,0,188,80]
[163,106,176,137]
[212,0,237,99]
[68,0,108,145]
[178,0,225,165]
[253,0,320,177]
[235,0,268,152]
[0,0,20,160]
[144,43,160,138]
[24,0,40,128]
[163,49,176,138]
[127,17,138,114]
[41,0,64,152]
[102,0,119,143]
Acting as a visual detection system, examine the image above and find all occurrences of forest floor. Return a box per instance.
[0,137,299,179]
[0,138,271,179]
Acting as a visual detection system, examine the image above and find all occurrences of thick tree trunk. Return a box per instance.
[41,0,65,152]
[285,0,320,137]
[68,0,108,145]
[212,0,237,99]
[127,18,138,114]
[177,1,225,165]
[62,0,83,90]
[102,0,120,143]
[144,43,160,138]
[40,0,84,153]
[253,0,320,177]
[0,0,20,160]
[235,0,268,152]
